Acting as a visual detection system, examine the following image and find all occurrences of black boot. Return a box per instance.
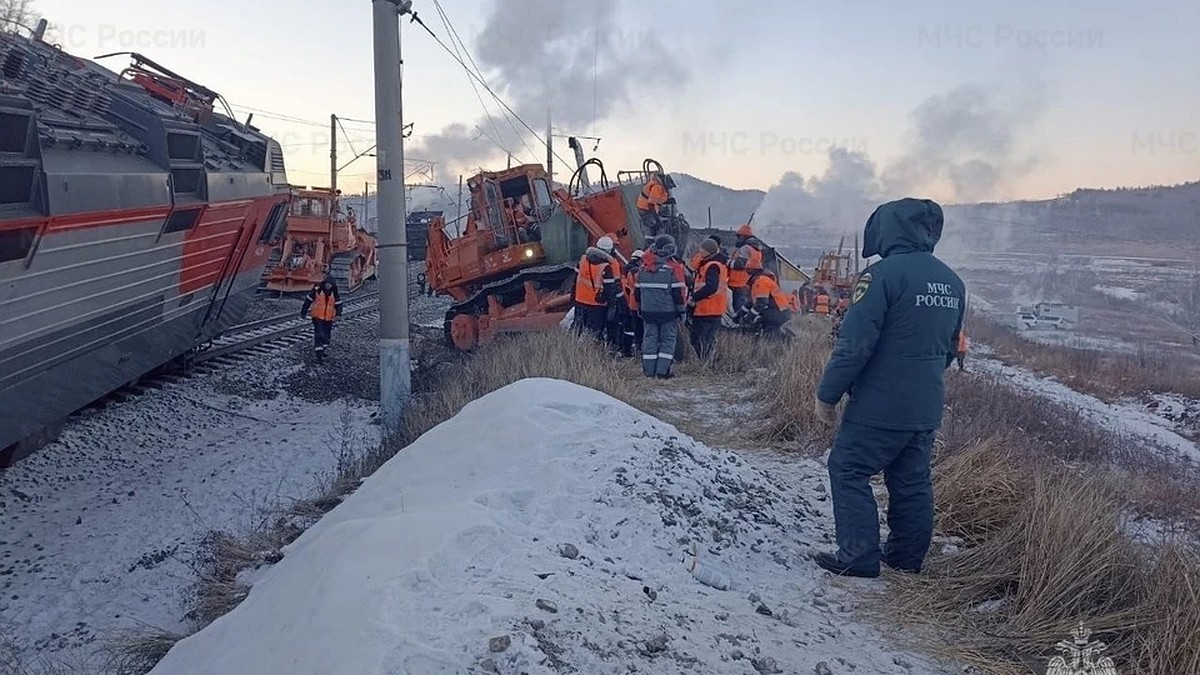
[810,551,879,578]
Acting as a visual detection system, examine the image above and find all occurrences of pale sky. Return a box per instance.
[35,0,1200,202]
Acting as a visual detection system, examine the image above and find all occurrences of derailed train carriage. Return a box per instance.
[0,28,290,462]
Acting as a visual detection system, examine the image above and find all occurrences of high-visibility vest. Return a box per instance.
[635,177,668,212]
[692,259,729,317]
[574,256,608,306]
[309,291,337,321]
[814,294,831,315]
[623,267,639,311]
[689,251,704,273]
[728,246,763,288]
[750,273,790,312]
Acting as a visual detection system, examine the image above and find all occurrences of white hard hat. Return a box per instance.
[631,249,644,259]
[596,236,614,251]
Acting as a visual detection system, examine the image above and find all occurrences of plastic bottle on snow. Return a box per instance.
[685,555,731,591]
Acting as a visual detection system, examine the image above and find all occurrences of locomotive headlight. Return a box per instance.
[524,248,535,259]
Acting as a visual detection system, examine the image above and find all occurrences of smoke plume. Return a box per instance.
[411,0,688,182]
[754,82,1045,257]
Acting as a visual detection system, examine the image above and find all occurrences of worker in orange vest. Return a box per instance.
[814,289,832,316]
[687,238,729,360]
[635,171,675,238]
[955,328,970,371]
[621,250,645,356]
[299,276,343,363]
[729,225,764,316]
[747,269,793,340]
[573,235,619,343]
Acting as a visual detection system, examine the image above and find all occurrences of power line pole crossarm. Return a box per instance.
[373,0,412,442]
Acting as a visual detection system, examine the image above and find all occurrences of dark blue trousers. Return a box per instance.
[827,419,935,574]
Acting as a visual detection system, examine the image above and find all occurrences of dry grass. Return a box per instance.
[885,441,1200,674]
[969,311,1200,401]
[100,317,1200,675]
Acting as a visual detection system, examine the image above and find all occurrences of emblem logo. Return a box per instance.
[1046,622,1118,675]
[851,272,872,305]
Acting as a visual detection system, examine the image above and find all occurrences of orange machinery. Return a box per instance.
[426,158,673,350]
[261,187,378,293]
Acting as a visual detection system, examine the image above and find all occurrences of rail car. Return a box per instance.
[0,28,290,463]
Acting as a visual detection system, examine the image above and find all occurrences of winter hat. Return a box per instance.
[700,238,719,255]
[631,249,645,259]
[706,234,722,246]
[654,234,676,257]
[737,224,753,237]
[596,235,614,251]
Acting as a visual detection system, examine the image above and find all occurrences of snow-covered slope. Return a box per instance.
[149,378,949,675]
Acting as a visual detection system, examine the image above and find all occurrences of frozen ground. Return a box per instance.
[149,379,954,675]
[971,355,1200,464]
[0,336,381,669]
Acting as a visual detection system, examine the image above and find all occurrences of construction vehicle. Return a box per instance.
[260,186,378,293]
[425,154,686,351]
[811,234,861,296]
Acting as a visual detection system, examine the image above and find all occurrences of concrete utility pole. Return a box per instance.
[373,0,412,441]
[330,113,338,195]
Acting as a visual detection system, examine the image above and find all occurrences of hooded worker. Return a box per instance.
[299,275,343,363]
[811,198,966,578]
[635,235,687,379]
[573,235,618,343]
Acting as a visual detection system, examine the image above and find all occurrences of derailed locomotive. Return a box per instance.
[0,29,290,461]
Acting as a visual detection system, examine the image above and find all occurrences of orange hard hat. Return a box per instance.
[737,224,753,237]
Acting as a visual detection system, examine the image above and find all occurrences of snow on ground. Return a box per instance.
[972,356,1200,463]
[1093,285,1142,302]
[0,354,378,666]
[1020,331,1139,354]
[149,379,952,675]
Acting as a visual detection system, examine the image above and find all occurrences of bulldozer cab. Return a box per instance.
[465,165,554,249]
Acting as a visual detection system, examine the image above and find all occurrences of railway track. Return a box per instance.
[72,293,382,414]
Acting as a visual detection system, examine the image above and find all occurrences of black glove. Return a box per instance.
[299,310,306,319]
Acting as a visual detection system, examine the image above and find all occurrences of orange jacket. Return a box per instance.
[814,293,831,315]
[622,265,640,311]
[750,271,792,327]
[574,252,615,306]
[304,286,341,321]
[635,176,669,212]
[692,258,729,317]
[728,245,763,289]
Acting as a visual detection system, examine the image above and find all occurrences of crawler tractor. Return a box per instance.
[260,187,378,293]
[426,156,687,350]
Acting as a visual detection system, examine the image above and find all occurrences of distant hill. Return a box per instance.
[946,180,1200,256]
[668,173,764,230]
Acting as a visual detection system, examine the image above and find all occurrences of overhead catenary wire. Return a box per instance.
[405,6,573,171]
[431,0,519,163]
[432,0,539,166]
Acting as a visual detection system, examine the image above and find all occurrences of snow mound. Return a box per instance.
[148,378,942,675]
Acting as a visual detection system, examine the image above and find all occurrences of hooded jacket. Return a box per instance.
[574,247,618,306]
[817,198,966,431]
[635,249,687,324]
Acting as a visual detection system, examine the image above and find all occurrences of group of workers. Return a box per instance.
[572,224,793,379]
